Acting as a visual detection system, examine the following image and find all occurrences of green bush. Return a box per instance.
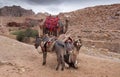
[16,31,25,42]
[11,30,23,35]
[25,28,38,38]
[12,28,38,42]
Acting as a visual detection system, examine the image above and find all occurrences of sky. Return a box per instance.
[0,0,120,15]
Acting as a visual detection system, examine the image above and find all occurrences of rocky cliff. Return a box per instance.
[0,5,35,17]
[59,4,120,53]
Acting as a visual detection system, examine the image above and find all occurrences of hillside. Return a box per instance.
[0,4,120,53]
[60,4,120,53]
[0,35,120,77]
[0,4,120,58]
[0,5,35,17]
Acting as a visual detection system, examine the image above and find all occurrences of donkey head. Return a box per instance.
[34,35,42,49]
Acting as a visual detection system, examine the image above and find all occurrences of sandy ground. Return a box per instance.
[0,35,120,77]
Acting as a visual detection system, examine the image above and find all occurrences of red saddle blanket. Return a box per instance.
[44,16,59,31]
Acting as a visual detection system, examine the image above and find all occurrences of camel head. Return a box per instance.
[73,39,82,52]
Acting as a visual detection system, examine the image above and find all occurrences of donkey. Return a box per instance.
[34,35,66,71]
[34,34,50,65]
[52,40,67,70]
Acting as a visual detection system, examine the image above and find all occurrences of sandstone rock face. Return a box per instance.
[0,5,35,17]
[0,25,9,35]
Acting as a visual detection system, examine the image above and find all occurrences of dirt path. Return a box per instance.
[0,35,120,77]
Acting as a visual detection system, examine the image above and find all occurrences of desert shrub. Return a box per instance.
[12,28,38,42]
[24,28,38,38]
[11,30,23,35]
[16,31,25,42]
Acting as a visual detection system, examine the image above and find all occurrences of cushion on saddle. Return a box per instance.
[45,16,59,31]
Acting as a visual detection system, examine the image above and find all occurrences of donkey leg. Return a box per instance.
[42,51,47,65]
[56,58,61,71]
[61,58,65,71]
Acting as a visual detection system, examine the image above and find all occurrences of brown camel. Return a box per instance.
[38,18,69,37]
[56,19,69,36]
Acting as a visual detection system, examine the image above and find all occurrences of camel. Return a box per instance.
[38,17,69,37]
[56,19,69,36]
[65,38,82,68]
